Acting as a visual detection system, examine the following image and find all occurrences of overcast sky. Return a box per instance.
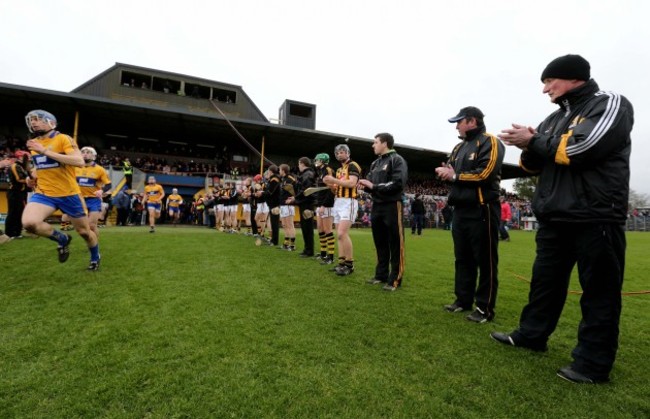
[1,0,648,195]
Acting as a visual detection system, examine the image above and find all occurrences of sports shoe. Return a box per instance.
[58,234,72,263]
[490,331,548,352]
[366,278,384,285]
[87,258,101,271]
[466,308,494,323]
[335,265,354,276]
[556,366,608,384]
[382,284,398,292]
[320,257,334,265]
[444,302,470,313]
[149,227,155,233]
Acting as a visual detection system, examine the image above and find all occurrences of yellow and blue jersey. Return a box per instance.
[30,131,81,197]
[75,163,110,198]
[144,184,165,203]
[167,193,183,208]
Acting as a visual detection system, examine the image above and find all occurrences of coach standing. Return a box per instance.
[493,54,633,384]
[358,133,408,292]
[436,106,504,323]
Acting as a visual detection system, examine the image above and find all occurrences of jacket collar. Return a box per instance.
[462,124,486,141]
[378,149,397,158]
[556,79,600,112]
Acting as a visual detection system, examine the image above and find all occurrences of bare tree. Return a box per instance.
[629,189,649,209]
[513,176,537,201]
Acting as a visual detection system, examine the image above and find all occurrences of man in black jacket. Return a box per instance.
[410,194,425,235]
[358,133,408,291]
[256,165,281,246]
[436,106,505,322]
[287,157,316,257]
[493,54,633,384]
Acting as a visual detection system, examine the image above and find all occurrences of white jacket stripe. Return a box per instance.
[567,91,621,156]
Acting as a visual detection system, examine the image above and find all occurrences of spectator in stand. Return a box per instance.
[499,196,511,241]
[410,193,426,235]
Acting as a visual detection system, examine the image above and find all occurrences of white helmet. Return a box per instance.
[81,146,97,161]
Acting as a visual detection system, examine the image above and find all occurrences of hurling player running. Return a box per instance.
[142,175,165,233]
[22,110,101,270]
[166,188,183,226]
[76,146,111,236]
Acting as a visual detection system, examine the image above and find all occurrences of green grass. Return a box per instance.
[1,227,648,418]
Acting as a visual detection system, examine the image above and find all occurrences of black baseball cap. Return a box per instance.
[448,106,485,123]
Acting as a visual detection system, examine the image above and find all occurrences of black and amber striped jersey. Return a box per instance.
[228,187,238,205]
[9,162,29,192]
[335,160,362,199]
[315,165,335,207]
[263,175,281,207]
[280,174,296,202]
[242,184,254,204]
[217,188,229,204]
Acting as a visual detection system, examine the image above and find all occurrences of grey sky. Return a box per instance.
[1,0,648,194]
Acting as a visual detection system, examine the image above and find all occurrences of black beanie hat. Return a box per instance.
[540,54,590,81]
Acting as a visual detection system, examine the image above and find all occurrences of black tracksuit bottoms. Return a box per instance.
[371,201,405,287]
[6,189,27,237]
[269,212,280,245]
[298,205,314,255]
[451,202,499,316]
[515,221,625,379]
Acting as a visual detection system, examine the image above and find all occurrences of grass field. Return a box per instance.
[1,226,648,418]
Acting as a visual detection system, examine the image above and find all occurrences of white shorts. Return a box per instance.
[242,204,251,213]
[216,204,225,212]
[333,198,358,224]
[228,204,238,213]
[317,207,333,219]
[256,202,269,214]
[280,205,295,218]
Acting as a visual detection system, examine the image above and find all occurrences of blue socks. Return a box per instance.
[89,245,100,262]
[49,230,68,246]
